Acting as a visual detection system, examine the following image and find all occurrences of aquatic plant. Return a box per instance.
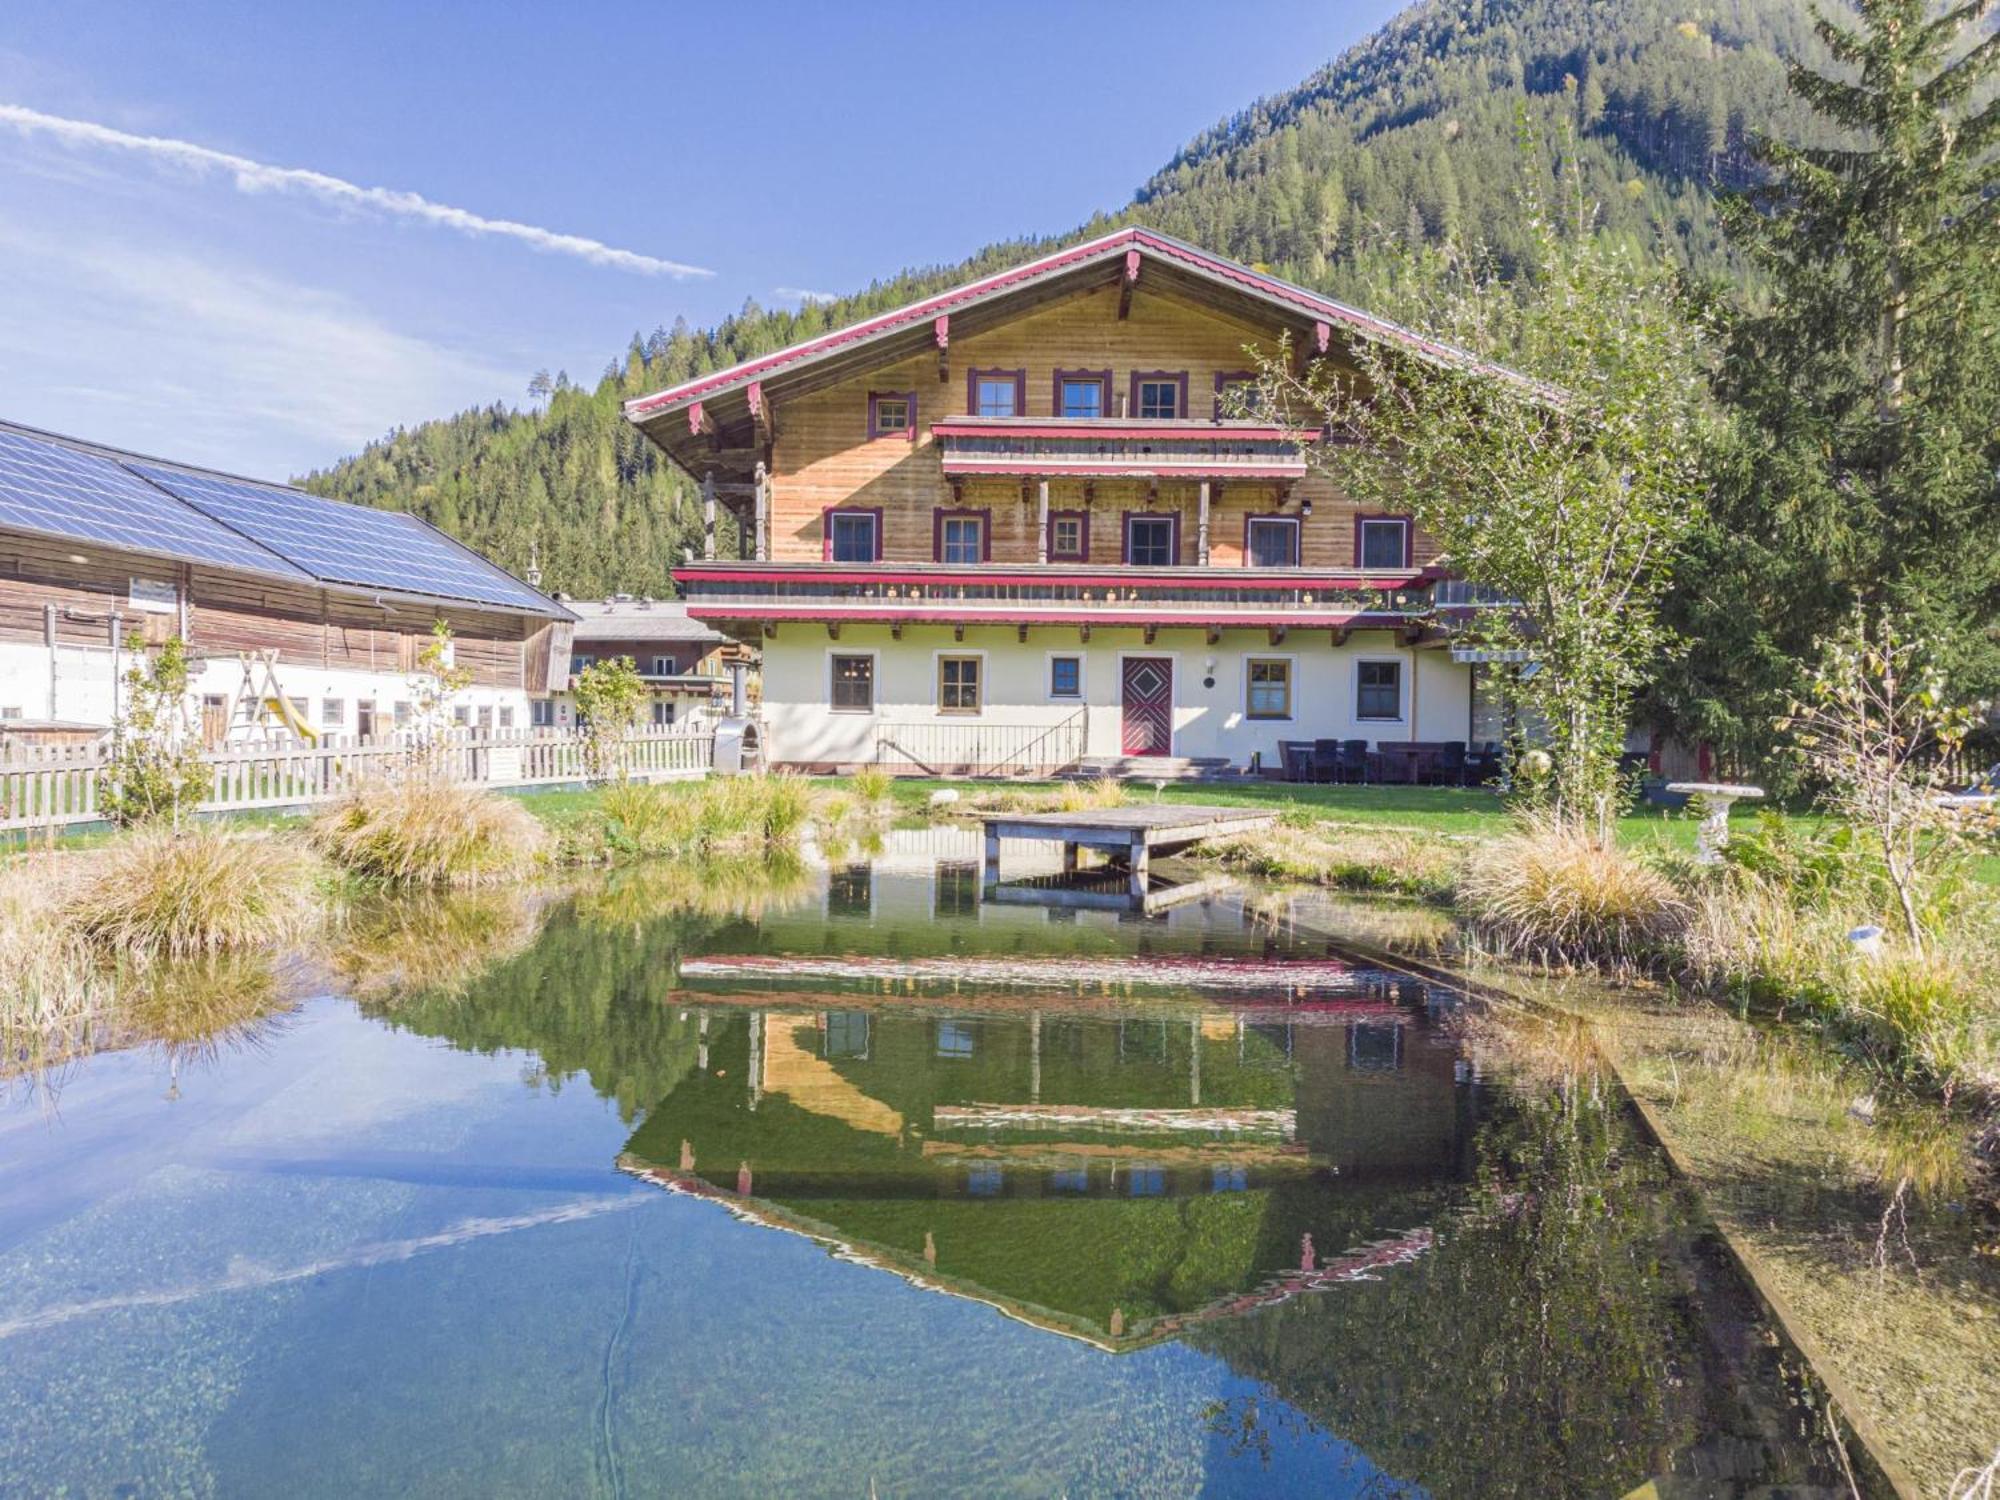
[68,824,323,959]
[309,777,549,886]
[1456,813,1686,968]
[1205,823,1460,901]
[0,858,108,1072]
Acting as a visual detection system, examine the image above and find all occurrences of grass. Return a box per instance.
[68,824,324,960]
[1201,819,1461,899]
[309,777,550,886]
[0,857,108,1074]
[1457,813,1689,969]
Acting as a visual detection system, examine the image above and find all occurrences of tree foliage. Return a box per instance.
[1659,0,2000,770]
[1256,173,1715,837]
[100,635,210,828]
[571,656,648,781]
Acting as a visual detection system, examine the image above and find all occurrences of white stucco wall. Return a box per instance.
[758,624,1473,767]
[0,638,531,738]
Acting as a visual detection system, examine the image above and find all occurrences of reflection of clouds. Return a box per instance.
[0,1195,644,1340]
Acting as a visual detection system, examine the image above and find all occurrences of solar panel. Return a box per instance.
[0,429,306,579]
[128,463,553,613]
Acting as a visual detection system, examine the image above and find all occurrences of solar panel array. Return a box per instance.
[0,428,309,580]
[129,464,553,612]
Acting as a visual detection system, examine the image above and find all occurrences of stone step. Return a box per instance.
[1066,755,1246,781]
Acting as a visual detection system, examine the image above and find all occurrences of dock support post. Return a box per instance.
[1062,841,1080,873]
[1127,832,1149,899]
[984,829,1001,886]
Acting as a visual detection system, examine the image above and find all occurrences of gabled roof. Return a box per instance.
[624,228,1537,482]
[0,419,569,619]
[566,598,730,644]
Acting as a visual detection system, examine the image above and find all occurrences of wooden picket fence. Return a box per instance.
[0,726,714,833]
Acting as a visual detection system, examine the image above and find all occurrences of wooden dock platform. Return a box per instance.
[980,804,1276,899]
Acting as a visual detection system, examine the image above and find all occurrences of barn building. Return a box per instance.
[0,419,571,747]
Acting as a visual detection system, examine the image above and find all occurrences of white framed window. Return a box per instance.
[650,655,673,677]
[498,705,516,729]
[452,705,472,727]
[1245,516,1300,568]
[830,652,876,714]
[570,653,592,677]
[937,653,982,714]
[1245,657,1293,720]
[1356,658,1404,722]
[1124,514,1177,567]
[652,700,676,726]
[395,700,414,726]
[1135,376,1182,420]
[321,698,345,728]
[1357,516,1412,570]
[530,699,555,727]
[1047,653,1084,701]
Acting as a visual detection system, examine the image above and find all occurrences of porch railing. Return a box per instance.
[0,726,714,833]
[871,709,1087,777]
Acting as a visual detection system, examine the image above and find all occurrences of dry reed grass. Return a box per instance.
[68,824,323,960]
[309,777,549,886]
[1457,813,1687,967]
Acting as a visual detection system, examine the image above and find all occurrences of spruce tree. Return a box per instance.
[1662,0,2000,770]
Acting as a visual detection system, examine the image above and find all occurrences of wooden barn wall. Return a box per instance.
[765,281,1442,569]
[0,531,538,688]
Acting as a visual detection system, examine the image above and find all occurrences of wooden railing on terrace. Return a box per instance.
[871,710,1087,778]
[0,726,713,833]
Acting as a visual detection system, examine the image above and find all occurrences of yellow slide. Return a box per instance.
[263,695,318,745]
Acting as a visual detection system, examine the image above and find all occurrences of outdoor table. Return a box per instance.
[1369,744,1424,785]
[1666,781,1765,864]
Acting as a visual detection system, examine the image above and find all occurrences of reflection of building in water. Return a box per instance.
[622,994,1479,1350]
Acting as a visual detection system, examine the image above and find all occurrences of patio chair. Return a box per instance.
[1311,739,1344,783]
[1338,740,1370,784]
[1427,741,1467,787]
[1280,741,1315,783]
[1464,741,1503,787]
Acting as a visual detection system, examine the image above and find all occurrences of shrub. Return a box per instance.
[310,778,549,886]
[0,859,106,1063]
[68,824,323,959]
[1842,952,1988,1090]
[848,764,892,805]
[1457,814,1687,967]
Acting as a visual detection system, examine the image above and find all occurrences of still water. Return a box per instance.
[1,829,1851,1497]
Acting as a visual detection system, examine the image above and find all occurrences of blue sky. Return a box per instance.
[0,1,1399,478]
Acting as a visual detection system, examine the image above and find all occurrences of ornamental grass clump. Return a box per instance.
[0,859,106,1064]
[309,777,548,887]
[589,773,822,863]
[1457,814,1686,968]
[69,824,322,959]
[1207,823,1462,901]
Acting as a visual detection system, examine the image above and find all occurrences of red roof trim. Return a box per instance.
[625,228,1520,418]
[938,461,1306,480]
[674,566,1422,591]
[685,605,1398,628]
[930,419,1314,442]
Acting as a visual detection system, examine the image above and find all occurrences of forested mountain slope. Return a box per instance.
[303,0,1825,597]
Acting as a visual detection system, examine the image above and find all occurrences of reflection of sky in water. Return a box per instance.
[0,997,1402,1498]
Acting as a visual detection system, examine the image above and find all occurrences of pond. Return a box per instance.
[0,827,1859,1497]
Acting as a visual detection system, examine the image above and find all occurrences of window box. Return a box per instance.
[1129,369,1188,420]
[1053,368,1112,420]
[823,507,884,562]
[1355,514,1413,570]
[1243,514,1300,568]
[931,507,991,564]
[867,390,916,440]
[1121,512,1181,567]
[966,367,1025,418]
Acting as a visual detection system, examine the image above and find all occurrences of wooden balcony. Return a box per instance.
[671,560,1436,636]
[931,418,1317,480]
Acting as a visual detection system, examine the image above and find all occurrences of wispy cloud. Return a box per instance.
[0,102,711,279]
[775,285,839,304]
[0,220,526,473]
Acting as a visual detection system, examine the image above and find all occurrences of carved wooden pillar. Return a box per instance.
[702,471,717,560]
[1197,480,1212,566]
[753,460,769,562]
[1037,479,1050,565]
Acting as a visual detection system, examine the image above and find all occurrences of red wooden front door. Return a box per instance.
[1120,657,1173,756]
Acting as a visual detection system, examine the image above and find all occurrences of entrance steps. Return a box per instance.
[1064,755,1249,782]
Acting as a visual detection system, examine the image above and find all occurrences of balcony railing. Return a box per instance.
[931,418,1315,480]
[673,561,1435,629]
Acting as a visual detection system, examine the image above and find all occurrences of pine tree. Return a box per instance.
[1660,0,2000,770]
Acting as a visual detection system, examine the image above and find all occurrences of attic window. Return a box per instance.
[868,390,915,440]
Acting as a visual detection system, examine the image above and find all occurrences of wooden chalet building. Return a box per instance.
[0,420,571,747]
[628,229,1498,775]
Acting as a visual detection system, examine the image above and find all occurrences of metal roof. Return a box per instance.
[0,418,568,618]
[566,599,730,644]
